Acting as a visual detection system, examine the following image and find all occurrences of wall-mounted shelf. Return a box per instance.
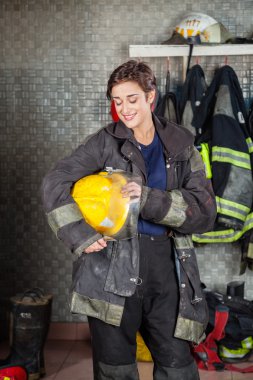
[129,44,253,58]
[129,44,253,81]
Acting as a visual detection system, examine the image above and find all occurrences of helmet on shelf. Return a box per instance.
[163,13,231,45]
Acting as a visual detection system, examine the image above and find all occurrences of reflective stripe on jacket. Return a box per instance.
[193,66,253,233]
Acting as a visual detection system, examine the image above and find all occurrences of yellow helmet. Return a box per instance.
[71,171,139,238]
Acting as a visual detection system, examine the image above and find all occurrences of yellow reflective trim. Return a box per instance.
[241,336,253,349]
[216,196,250,213]
[216,196,250,221]
[246,137,253,153]
[243,213,253,233]
[213,146,250,160]
[192,212,253,243]
[192,229,241,244]
[222,211,245,222]
[219,345,250,358]
[212,146,251,170]
[216,206,245,222]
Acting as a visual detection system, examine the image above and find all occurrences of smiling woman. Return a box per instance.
[41,59,216,380]
[111,81,155,144]
[107,61,156,145]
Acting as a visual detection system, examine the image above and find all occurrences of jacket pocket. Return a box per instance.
[104,238,140,297]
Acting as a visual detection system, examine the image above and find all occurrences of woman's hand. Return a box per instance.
[121,181,142,198]
[84,238,107,254]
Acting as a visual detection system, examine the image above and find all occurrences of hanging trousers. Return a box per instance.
[88,234,194,379]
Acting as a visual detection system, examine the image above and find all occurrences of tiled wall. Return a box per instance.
[0,0,253,330]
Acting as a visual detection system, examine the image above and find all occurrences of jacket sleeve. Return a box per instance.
[140,146,217,234]
[41,135,106,256]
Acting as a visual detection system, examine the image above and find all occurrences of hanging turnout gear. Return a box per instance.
[0,289,52,380]
[153,70,180,124]
[237,101,253,272]
[179,64,207,137]
[192,65,253,245]
[248,99,253,138]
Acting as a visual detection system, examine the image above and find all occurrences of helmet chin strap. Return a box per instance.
[182,34,202,77]
[186,43,194,76]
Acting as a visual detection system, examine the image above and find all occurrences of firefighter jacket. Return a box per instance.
[41,114,216,344]
[179,64,207,137]
[192,65,253,244]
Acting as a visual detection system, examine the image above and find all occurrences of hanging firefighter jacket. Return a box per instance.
[154,70,180,124]
[191,65,253,245]
[248,99,253,138]
[179,64,207,137]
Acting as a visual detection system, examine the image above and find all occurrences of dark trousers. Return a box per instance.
[88,234,193,371]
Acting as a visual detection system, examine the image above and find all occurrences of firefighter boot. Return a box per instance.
[0,294,50,380]
[153,360,200,380]
[18,288,53,377]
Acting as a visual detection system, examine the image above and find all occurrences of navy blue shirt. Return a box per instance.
[138,132,168,235]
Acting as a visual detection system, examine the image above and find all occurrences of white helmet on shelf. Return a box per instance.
[163,13,231,44]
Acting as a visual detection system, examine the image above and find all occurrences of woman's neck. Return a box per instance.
[134,123,155,146]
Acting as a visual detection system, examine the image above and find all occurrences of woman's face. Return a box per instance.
[111,80,155,131]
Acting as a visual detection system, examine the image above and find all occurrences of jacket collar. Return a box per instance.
[105,114,194,159]
[153,115,194,158]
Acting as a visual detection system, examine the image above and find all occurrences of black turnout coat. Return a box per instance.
[41,114,216,343]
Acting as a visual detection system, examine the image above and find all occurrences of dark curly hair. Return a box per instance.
[106,60,157,100]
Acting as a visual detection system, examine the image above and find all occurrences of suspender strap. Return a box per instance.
[186,44,194,76]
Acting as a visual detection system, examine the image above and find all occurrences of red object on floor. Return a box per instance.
[0,365,27,380]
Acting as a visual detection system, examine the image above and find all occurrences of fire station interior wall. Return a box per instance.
[0,0,253,336]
